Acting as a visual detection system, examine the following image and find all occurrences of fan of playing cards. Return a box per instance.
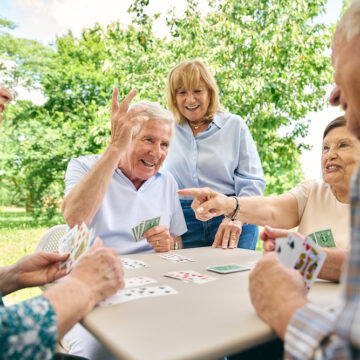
[58,222,95,273]
[131,216,161,242]
[275,233,327,290]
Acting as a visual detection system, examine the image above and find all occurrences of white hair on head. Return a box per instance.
[130,101,175,137]
[337,0,360,43]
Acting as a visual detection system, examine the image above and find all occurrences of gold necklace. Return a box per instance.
[189,120,208,129]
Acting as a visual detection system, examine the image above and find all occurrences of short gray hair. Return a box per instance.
[130,101,175,137]
[335,0,360,45]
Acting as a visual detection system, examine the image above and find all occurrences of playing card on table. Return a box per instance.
[121,258,150,269]
[159,252,194,263]
[125,276,157,288]
[99,285,177,306]
[294,235,326,290]
[164,270,216,284]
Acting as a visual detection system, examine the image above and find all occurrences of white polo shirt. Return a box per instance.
[64,155,187,254]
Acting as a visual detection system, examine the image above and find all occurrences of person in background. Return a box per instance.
[0,83,125,360]
[179,115,359,251]
[165,59,265,250]
[248,2,360,358]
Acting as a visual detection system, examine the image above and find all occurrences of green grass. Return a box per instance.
[0,207,48,305]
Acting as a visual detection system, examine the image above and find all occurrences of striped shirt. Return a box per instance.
[285,165,360,359]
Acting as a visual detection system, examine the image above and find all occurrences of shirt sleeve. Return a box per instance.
[169,178,187,237]
[285,303,352,359]
[0,295,57,360]
[288,181,312,221]
[234,123,266,197]
[64,156,92,195]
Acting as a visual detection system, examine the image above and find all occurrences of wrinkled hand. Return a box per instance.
[178,187,234,221]
[15,252,69,289]
[212,218,242,249]
[69,238,125,305]
[249,252,308,339]
[110,88,148,152]
[260,225,292,252]
[145,226,173,252]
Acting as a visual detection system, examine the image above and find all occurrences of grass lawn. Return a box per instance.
[0,207,48,305]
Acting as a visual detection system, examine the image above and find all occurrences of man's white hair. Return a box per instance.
[337,0,360,43]
[130,101,175,137]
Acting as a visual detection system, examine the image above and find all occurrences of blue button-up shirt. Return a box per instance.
[164,111,265,199]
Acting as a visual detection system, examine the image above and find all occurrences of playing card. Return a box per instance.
[142,216,161,235]
[121,258,150,269]
[307,232,317,244]
[164,270,216,284]
[159,252,194,263]
[294,236,326,290]
[314,229,336,248]
[132,217,161,242]
[59,223,94,273]
[207,264,251,274]
[275,234,304,268]
[125,276,157,288]
[99,285,177,306]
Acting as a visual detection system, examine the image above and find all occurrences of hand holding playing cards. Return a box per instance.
[212,217,242,249]
[144,225,174,252]
[249,252,308,339]
[0,252,69,296]
[110,88,148,154]
[178,187,233,221]
[260,225,291,252]
[68,237,125,306]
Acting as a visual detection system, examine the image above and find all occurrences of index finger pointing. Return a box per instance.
[178,188,204,198]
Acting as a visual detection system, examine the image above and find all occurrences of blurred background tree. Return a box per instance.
[0,0,334,220]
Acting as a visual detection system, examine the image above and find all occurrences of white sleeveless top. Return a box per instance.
[289,181,350,249]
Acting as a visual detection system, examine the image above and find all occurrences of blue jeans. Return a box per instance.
[180,200,258,250]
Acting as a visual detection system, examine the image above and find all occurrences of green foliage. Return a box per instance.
[0,0,335,218]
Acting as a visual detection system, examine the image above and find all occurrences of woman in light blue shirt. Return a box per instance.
[164,59,265,250]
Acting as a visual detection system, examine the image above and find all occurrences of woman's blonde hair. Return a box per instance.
[166,59,222,125]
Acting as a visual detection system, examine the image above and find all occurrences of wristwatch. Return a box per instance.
[174,240,179,250]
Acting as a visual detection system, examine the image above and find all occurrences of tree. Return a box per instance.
[0,0,335,218]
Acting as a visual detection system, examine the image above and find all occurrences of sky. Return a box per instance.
[0,0,343,180]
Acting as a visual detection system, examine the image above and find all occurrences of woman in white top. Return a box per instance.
[179,116,360,249]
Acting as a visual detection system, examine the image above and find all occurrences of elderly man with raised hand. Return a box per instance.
[62,89,187,359]
[248,1,360,358]
[62,89,187,254]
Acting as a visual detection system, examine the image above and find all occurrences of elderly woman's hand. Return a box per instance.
[212,218,243,249]
[178,187,234,221]
[0,252,69,296]
[110,88,148,153]
[144,226,174,252]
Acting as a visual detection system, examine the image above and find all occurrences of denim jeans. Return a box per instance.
[180,200,258,250]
